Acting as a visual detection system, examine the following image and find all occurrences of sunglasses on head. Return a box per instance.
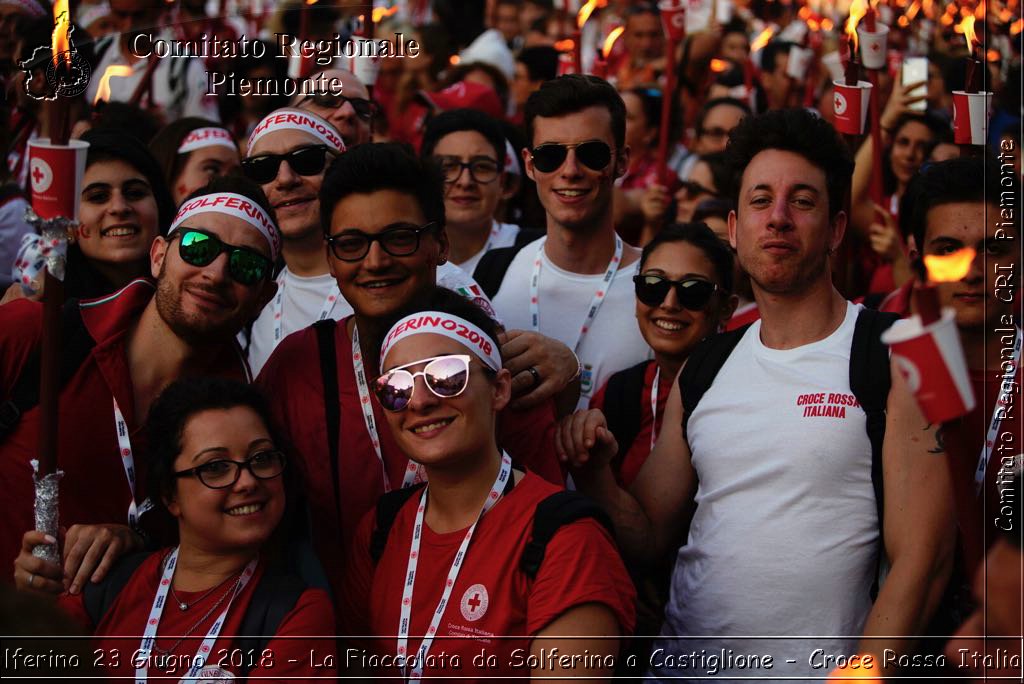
[300,93,379,121]
[240,145,334,184]
[326,221,437,262]
[374,355,473,412]
[529,140,613,173]
[633,274,719,310]
[173,228,273,286]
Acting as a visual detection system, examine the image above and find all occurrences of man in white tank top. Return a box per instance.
[561,110,955,682]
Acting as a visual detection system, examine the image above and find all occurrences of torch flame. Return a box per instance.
[923,247,976,283]
[905,0,921,20]
[1012,18,1023,34]
[821,18,834,30]
[710,58,731,71]
[974,0,986,18]
[305,0,318,5]
[554,38,575,52]
[93,64,133,105]
[372,5,399,22]
[751,27,774,51]
[987,48,1000,60]
[51,0,71,69]
[602,25,625,57]
[577,0,606,30]
[827,662,882,681]
[958,14,979,53]
[846,0,869,48]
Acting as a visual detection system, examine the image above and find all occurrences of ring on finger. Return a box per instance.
[527,366,541,389]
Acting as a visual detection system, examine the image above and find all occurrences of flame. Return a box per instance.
[554,38,575,52]
[372,5,399,22]
[905,0,921,20]
[51,0,71,69]
[924,247,976,282]
[799,6,813,18]
[305,0,317,4]
[940,12,954,24]
[577,0,606,30]
[808,17,821,29]
[821,17,835,29]
[93,64,133,105]
[898,14,910,24]
[958,14,978,54]
[974,0,986,17]
[827,663,882,681]
[449,54,460,65]
[921,0,935,17]
[710,58,731,71]
[1012,17,1023,34]
[846,0,869,38]
[751,27,774,51]
[987,47,1000,60]
[602,25,625,57]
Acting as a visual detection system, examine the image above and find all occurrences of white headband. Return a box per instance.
[178,127,236,154]
[247,109,345,153]
[381,312,502,371]
[170,192,281,260]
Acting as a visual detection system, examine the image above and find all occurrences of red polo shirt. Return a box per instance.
[0,279,251,573]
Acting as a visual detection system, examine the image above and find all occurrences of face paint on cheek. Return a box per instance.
[77,224,92,239]
[177,183,189,197]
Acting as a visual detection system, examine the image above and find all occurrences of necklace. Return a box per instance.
[152,575,241,656]
[168,570,238,611]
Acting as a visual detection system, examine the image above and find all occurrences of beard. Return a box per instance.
[742,248,830,296]
[154,263,248,347]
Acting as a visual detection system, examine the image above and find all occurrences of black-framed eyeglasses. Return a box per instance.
[240,145,336,185]
[434,155,500,184]
[678,180,720,199]
[326,221,438,262]
[633,274,719,310]
[299,93,379,121]
[174,450,287,489]
[171,228,273,286]
[530,140,614,173]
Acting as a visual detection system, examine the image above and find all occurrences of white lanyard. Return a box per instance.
[483,221,502,253]
[135,548,257,683]
[351,325,422,493]
[974,327,1022,495]
[112,398,154,529]
[271,275,342,345]
[528,236,623,354]
[649,365,661,452]
[397,453,512,683]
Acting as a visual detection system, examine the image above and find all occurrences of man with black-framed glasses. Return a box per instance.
[293,69,376,149]
[0,175,279,590]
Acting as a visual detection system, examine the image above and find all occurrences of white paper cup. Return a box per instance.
[832,80,872,135]
[857,24,890,69]
[28,138,89,221]
[786,45,814,80]
[822,51,844,82]
[952,90,992,145]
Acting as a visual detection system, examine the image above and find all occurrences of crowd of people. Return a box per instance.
[0,0,1020,681]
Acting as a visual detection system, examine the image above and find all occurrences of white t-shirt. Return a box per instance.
[455,220,521,275]
[650,301,878,682]
[491,238,650,408]
[247,262,495,375]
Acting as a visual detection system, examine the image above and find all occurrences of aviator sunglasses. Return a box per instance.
[633,274,719,310]
[373,355,473,412]
[241,145,335,184]
[530,140,613,173]
[173,228,272,285]
[299,93,379,121]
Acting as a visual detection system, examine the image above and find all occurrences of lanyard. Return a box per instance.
[271,274,342,345]
[649,365,661,452]
[397,453,512,683]
[135,548,257,683]
[528,236,623,354]
[483,221,502,253]
[112,398,154,529]
[351,325,422,493]
[974,327,1022,495]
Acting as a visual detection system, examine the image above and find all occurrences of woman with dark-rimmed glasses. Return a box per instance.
[18,377,335,681]
[342,288,635,681]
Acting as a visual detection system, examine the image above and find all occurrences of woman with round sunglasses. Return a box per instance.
[343,289,635,681]
[586,222,737,488]
[149,117,242,206]
[17,377,336,681]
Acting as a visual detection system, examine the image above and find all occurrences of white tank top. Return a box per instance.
[651,301,878,682]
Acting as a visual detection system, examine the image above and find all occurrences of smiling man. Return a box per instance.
[487,75,650,408]
[0,176,278,590]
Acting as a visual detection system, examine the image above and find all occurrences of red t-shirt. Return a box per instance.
[256,317,564,605]
[58,551,335,680]
[342,471,636,680]
[589,360,672,488]
[0,280,250,572]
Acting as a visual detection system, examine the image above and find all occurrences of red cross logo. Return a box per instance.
[467,593,482,612]
[29,159,53,193]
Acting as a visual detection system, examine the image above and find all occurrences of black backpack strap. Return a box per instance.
[235,567,307,677]
[602,361,650,468]
[849,307,899,598]
[370,483,428,564]
[678,325,751,440]
[0,299,94,441]
[472,234,541,299]
[81,551,153,626]
[519,491,615,580]
[313,320,342,518]
[512,227,544,248]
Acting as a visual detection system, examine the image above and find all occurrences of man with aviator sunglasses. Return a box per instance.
[293,69,377,149]
[0,175,279,591]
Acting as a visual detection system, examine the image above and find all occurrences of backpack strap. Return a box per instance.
[471,232,542,299]
[370,482,428,564]
[81,550,152,626]
[235,567,307,677]
[313,320,342,519]
[519,491,615,579]
[849,307,899,598]
[0,299,95,442]
[678,325,751,440]
[602,361,650,469]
